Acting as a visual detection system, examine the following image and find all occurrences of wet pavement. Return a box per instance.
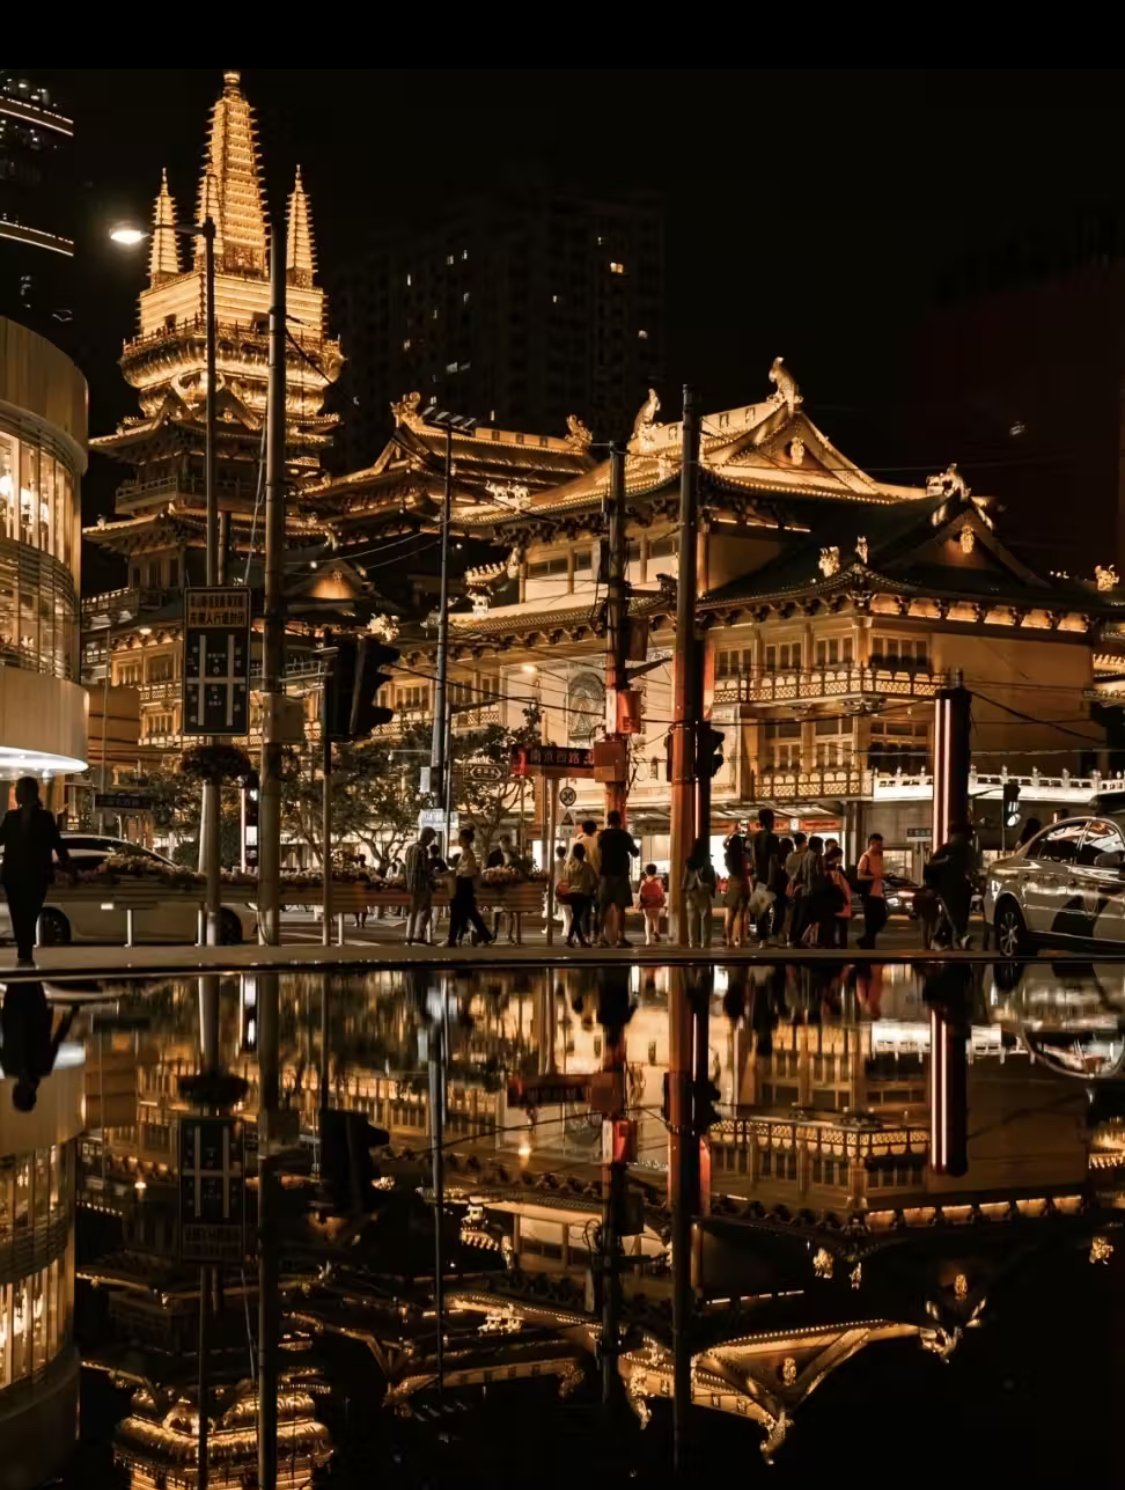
[3,955,1121,1484]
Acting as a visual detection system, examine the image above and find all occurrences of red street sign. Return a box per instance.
[507,1074,590,1108]
[511,743,595,779]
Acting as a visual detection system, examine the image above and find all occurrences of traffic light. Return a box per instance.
[325,636,400,741]
[696,724,725,779]
[318,1108,391,1214]
[1002,780,1021,828]
[693,1076,721,1134]
[241,769,259,873]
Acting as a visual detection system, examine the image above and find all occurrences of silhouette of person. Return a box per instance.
[0,980,77,1111]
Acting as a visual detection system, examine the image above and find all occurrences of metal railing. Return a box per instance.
[713,664,947,707]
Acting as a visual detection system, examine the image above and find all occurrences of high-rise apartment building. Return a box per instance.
[329,188,664,471]
[0,72,74,328]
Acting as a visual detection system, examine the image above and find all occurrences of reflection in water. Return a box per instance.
[49,959,1125,1481]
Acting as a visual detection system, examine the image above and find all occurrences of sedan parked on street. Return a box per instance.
[985,815,1125,955]
[0,835,256,946]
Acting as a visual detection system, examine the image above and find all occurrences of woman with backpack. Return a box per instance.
[682,839,718,948]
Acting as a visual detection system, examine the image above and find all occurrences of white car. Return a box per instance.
[0,834,256,947]
[985,814,1125,956]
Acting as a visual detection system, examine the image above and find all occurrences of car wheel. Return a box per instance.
[994,900,1030,958]
[219,908,243,946]
[38,908,71,946]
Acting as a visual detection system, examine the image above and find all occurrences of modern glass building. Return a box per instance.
[0,1037,85,1488]
[0,315,87,779]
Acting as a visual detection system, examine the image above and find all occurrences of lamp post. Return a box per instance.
[112,215,222,945]
[420,405,476,846]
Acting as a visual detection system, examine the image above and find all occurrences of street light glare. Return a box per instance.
[110,225,146,246]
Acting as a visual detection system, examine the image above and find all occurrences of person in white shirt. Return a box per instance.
[447,826,493,947]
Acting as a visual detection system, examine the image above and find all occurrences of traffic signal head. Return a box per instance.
[325,636,401,740]
[1002,780,1021,828]
[696,724,725,780]
[350,638,400,737]
[693,1076,721,1134]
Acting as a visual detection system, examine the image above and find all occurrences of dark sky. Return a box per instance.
[29,68,1125,560]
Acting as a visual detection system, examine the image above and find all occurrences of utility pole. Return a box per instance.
[429,1017,445,1398]
[322,656,333,948]
[667,963,698,1472]
[256,971,280,1490]
[604,443,629,820]
[200,213,223,947]
[669,387,700,942]
[258,224,287,945]
[431,425,454,813]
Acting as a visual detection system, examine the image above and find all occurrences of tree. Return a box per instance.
[451,703,542,856]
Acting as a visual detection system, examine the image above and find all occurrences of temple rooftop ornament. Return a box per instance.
[631,387,661,450]
[818,546,840,578]
[1096,564,1119,592]
[768,356,802,417]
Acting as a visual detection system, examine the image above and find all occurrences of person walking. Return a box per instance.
[577,819,602,939]
[597,810,639,948]
[750,808,782,946]
[783,831,808,946]
[561,842,597,946]
[722,829,751,947]
[403,826,436,944]
[638,864,666,945]
[553,843,571,938]
[825,844,852,949]
[927,822,976,947]
[682,838,717,948]
[1,778,71,968]
[796,834,827,945]
[447,827,493,947]
[856,831,887,950]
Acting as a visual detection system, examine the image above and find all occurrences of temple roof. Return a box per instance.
[195,71,267,277]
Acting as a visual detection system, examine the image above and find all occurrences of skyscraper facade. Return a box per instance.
[329,188,664,471]
[0,73,74,328]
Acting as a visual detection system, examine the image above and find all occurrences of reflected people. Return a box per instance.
[0,979,76,1110]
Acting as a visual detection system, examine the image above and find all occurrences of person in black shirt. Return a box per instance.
[1,778,72,967]
[751,807,782,945]
[597,810,639,948]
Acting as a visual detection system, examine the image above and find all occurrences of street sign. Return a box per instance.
[94,790,156,811]
[559,785,577,808]
[507,1073,590,1108]
[464,761,504,784]
[419,807,459,834]
[512,743,595,779]
[179,1116,246,1264]
[906,826,933,840]
[183,586,251,737]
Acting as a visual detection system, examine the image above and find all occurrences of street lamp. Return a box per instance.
[111,212,224,947]
[421,405,476,821]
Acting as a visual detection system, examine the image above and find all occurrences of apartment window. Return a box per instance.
[764,643,802,671]
[625,540,642,563]
[872,637,929,670]
[403,339,411,351]
[552,294,560,304]
[869,719,929,773]
[147,654,174,683]
[117,661,141,686]
[763,719,801,771]
[638,328,649,339]
[814,715,851,767]
[396,684,427,711]
[446,254,455,266]
[432,307,439,320]
[528,555,569,579]
[446,362,459,374]
[462,249,469,261]
[609,262,625,274]
[463,292,471,305]
[815,636,854,667]
[406,273,412,286]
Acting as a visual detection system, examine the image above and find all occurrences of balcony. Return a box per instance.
[713,664,947,713]
[81,586,174,627]
[115,472,261,513]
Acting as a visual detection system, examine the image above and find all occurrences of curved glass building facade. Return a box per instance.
[0,316,87,777]
[0,1045,84,1487]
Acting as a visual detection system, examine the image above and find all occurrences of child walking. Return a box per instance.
[639,863,666,945]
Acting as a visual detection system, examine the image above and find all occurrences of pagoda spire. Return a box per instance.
[285,165,316,287]
[148,168,180,284]
[194,69,267,275]
[196,171,224,271]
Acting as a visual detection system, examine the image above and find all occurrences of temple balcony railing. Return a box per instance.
[713,664,948,710]
[81,586,175,628]
[137,679,178,703]
[115,471,261,513]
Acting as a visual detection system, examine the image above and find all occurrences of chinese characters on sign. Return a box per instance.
[511,743,595,779]
[183,587,251,736]
[179,1116,246,1264]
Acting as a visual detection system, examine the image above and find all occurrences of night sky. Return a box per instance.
[29,67,1125,567]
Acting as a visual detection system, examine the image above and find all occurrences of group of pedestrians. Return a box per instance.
[557,811,640,947]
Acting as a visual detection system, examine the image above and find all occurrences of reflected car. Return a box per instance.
[0,834,256,947]
[883,874,920,917]
[985,814,1125,956]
